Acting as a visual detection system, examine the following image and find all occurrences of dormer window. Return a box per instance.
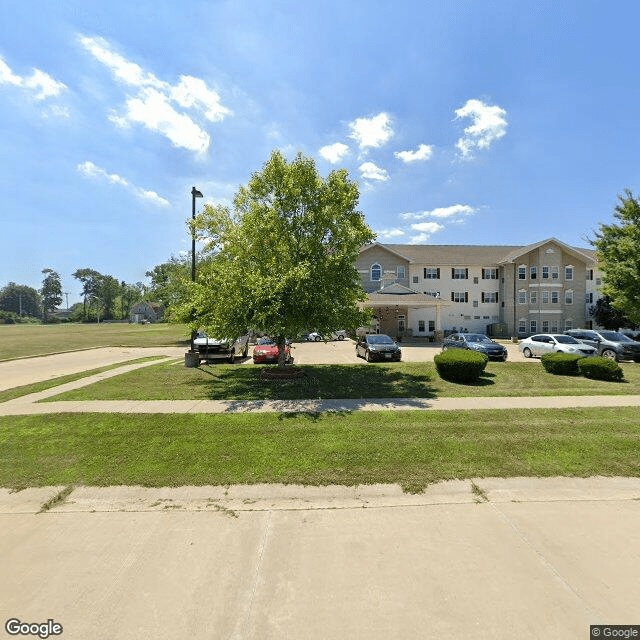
[371,263,382,281]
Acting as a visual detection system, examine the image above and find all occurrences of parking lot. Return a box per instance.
[276,338,532,365]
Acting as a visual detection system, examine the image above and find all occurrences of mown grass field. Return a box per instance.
[43,359,640,402]
[0,322,189,360]
[1,408,638,491]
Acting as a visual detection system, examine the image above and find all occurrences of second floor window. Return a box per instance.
[518,290,527,304]
[530,266,537,279]
[565,266,573,280]
[451,291,468,303]
[518,266,526,279]
[551,292,559,303]
[565,290,573,304]
[482,268,498,279]
[452,268,468,279]
[371,263,381,281]
[424,268,440,279]
[481,292,498,303]
[397,266,406,279]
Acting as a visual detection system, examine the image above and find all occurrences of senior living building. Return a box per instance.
[356,238,603,339]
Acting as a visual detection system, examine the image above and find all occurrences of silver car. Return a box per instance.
[519,334,597,358]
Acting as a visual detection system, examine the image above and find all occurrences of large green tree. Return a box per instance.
[72,268,102,320]
[591,295,633,330]
[145,255,191,311]
[176,150,375,366]
[40,268,63,322]
[0,283,42,318]
[592,189,640,325]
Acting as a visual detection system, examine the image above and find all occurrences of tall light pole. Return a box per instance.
[190,187,203,352]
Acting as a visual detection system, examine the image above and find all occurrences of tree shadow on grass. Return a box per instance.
[194,364,438,401]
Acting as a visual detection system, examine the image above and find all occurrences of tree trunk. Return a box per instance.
[276,335,287,368]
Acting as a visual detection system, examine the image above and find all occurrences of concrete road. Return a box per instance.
[0,347,186,391]
[1,478,639,640]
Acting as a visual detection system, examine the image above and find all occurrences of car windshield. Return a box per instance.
[465,334,492,343]
[554,335,579,344]
[257,338,275,346]
[599,331,632,342]
[367,335,394,345]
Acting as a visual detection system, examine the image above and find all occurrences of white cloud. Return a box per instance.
[400,204,475,221]
[454,99,507,159]
[376,228,405,239]
[394,144,433,163]
[359,161,389,182]
[319,142,349,163]
[349,112,393,149]
[79,35,230,153]
[0,56,66,100]
[410,222,444,242]
[77,161,169,206]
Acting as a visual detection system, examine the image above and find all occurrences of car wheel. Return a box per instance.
[315,335,321,341]
[523,347,532,358]
[365,350,372,362]
[338,334,345,340]
[601,349,618,361]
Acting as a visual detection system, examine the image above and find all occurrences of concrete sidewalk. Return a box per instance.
[1,477,639,639]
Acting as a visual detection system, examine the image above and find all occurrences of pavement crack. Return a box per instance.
[38,485,74,513]
[488,501,605,622]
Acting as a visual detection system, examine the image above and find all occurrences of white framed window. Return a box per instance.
[412,275,419,284]
[550,320,558,333]
[518,319,526,333]
[518,265,527,280]
[551,291,559,303]
[530,320,537,333]
[586,269,594,281]
[371,263,382,281]
[542,266,549,279]
[542,291,549,304]
[530,266,537,280]
[565,265,573,281]
[452,268,468,279]
[482,292,498,303]
[425,291,440,298]
[565,290,573,304]
[424,268,440,279]
[518,290,527,304]
[551,266,559,279]
[482,268,498,279]
[451,291,468,303]
[418,320,425,332]
[542,320,549,332]
[565,319,573,330]
[428,320,435,332]
[530,290,538,304]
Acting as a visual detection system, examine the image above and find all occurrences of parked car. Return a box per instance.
[355,334,401,362]
[519,334,597,358]
[564,329,640,362]
[193,332,250,364]
[442,333,508,361]
[304,330,348,341]
[252,337,294,365]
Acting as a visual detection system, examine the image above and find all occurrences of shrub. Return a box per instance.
[540,352,584,376]
[434,349,489,383]
[578,356,624,382]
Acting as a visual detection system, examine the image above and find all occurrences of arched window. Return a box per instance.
[371,263,382,281]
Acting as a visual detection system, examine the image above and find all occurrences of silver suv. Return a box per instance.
[564,329,640,362]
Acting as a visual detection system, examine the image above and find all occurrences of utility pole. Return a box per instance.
[64,292,69,313]
[18,293,22,317]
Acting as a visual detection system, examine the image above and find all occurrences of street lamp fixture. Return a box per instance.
[190,187,203,352]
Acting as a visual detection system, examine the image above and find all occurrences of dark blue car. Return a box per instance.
[442,333,508,361]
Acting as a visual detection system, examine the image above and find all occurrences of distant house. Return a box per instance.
[130,301,165,323]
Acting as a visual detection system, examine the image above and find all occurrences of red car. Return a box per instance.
[252,337,293,364]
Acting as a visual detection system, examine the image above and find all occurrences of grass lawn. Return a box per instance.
[43,360,640,402]
[0,322,189,360]
[0,356,168,402]
[1,408,638,491]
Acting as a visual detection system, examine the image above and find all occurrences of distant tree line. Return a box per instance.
[0,254,193,324]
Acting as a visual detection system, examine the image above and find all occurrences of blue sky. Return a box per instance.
[2,1,639,304]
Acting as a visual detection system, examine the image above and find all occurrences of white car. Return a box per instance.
[193,332,249,364]
[306,330,348,341]
[519,334,597,358]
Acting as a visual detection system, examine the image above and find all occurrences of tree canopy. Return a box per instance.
[0,282,42,318]
[590,295,633,330]
[176,150,375,365]
[592,189,640,325]
[40,268,63,322]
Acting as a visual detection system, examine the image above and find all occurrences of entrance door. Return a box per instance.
[397,315,406,334]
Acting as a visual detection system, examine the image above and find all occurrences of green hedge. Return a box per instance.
[434,349,489,383]
[540,352,584,376]
[577,356,624,381]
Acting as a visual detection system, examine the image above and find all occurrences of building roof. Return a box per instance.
[361,240,595,266]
